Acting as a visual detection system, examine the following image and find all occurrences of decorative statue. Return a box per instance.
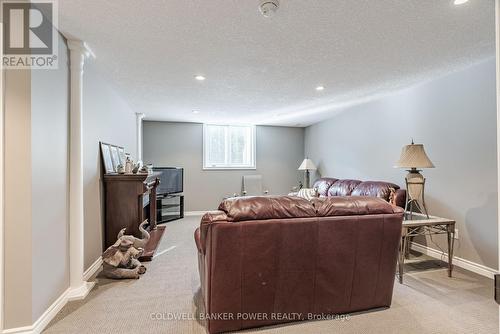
[117,219,150,249]
[116,164,125,174]
[102,220,150,279]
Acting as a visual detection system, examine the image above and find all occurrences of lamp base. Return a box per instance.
[304,170,311,188]
[404,169,429,220]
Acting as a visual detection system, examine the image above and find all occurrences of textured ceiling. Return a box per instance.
[59,0,495,127]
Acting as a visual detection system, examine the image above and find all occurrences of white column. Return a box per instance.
[496,0,500,324]
[136,112,145,162]
[0,24,4,331]
[496,0,500,270]
[67,40,95,300]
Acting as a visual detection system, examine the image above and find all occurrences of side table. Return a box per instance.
[398,213,456,283]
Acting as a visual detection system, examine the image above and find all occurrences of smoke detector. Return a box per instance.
[259,0,279,18]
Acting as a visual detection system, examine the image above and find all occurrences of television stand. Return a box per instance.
[157,194,184,223]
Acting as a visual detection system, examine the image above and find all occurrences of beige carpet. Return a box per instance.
[45,215,498,334]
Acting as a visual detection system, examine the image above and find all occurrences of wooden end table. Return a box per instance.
[398,213,456,284]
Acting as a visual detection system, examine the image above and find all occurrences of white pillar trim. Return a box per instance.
[496,0,500,273]
[0,24,5,332]
[67,39,95,300]
[136,112,145,162]
[135,112,146,161]
[495,0,499,324]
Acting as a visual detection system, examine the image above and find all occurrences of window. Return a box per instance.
[203,124,256,169]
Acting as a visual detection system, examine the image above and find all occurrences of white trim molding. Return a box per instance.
[67,39,95,300]
[136,113,145,162]
[494,0,499,324]
[411,243,497,279]
[83,257,103,282]
[0,24,5,333]
[496,0,500,276]
[1,256,102,334]
[2,288,69,334]
[3,288,75,334]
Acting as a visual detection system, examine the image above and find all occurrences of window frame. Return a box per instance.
[202,124,256,170]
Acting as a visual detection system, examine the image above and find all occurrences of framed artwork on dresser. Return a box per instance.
[100,142,115,173]
[110,145,120,170]
[118,147,126,165]
[100,142,125,174]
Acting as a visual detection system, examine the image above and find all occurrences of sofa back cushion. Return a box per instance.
[312,196,402,216]
[327,179,362,196]
[217,195,402,222]
[312,177,338,197]
[351,181,400,201]
[218,196,316,222]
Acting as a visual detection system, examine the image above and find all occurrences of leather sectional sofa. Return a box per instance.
[194,195,404,333]
[313,177,406,208]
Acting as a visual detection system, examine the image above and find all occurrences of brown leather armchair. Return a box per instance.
[195,196,404,333]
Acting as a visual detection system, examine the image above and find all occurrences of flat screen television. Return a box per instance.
[153,167,183,195]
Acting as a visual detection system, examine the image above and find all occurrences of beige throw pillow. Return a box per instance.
[296,188,318,201]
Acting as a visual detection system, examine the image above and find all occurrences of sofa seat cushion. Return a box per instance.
[351,181,400,201]
[312,196,403,216]
[327,179,362,196]
[312,177,338,197]
[218,196,316,222]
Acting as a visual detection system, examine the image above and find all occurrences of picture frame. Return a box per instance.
[100,142,126,174]
[110,145,121,171]
[118,147,126,165]
[100,142,115,174]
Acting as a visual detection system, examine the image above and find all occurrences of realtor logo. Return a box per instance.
[2,0,58,69]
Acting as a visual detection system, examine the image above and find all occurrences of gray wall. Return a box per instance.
[143,122,304,211]
[305,58,498,270]
[4,64,33,329]
[31,34,70,322]
[4,33,71,328]
[3,34,138,328]
[83,64,137,270]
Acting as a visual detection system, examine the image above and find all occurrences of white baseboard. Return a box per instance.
[3,287,71,334]
[2,257,102,334]
[411,242,497,279]
[83,256,102,281]
[2,325,32,334]
[66,281,96,302]
[184,211,207,216]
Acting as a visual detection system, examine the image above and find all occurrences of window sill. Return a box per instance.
[203,166,257,171]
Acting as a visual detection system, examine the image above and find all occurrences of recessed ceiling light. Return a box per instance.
[195,75,206,81]
[316,86,325,91]
[453,0,469,5]
[192,110,200,114]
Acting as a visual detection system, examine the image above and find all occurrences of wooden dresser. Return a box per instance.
[103,172,165,261]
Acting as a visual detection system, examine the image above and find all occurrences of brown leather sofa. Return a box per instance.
[194,196,404,333]
[313,177,406,208]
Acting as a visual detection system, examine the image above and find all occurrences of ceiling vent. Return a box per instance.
[259,0,279,18]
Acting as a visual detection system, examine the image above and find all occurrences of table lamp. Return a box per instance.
[394,141,435,219]
[298,158,317,188]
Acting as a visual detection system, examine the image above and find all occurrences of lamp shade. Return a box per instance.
[395,143,435,169]
[298,158,317,170]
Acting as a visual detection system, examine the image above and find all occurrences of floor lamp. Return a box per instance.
[298,158,317,188]
[395,141,435,220]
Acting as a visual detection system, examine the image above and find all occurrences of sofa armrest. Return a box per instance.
[392,189,406,208]
[201,210,228,225]
[197,211,228,254]
[194,228,203,253]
